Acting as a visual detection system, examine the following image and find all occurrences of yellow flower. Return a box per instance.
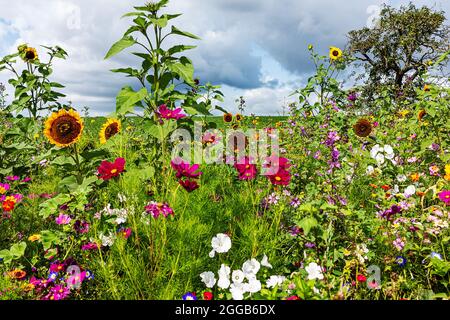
[398,110,410,117]
[28,234,41,242]
[22,47,38,62]
[99,119,121,144]
[423,84,431,92]
[44,109,84,148]
[410,173,420,182]
[445,164,450,181]
[235,114,243,122]
[329,47,343,60]
[417,110,426,121]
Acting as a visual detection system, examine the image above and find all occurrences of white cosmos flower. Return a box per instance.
[231,270,245,284]
[375,153,385,165]
[200,271,216,288]
[217,264,231,289]
[209,233,232,258]
[305,262,324,280]
[266,275,286,288]
[242,259,261,278]
[404,185,416,198]
[261,254,273,269]
[230,283,245,300]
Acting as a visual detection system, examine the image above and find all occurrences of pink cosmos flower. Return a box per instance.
[55,214,71,225]
[144,201,174,218]
[157,104,186,120]
[179,179,200,192]
[119,227,132,239]
[50,285,71,300]
[81,242,99,251]
[234,156,258,180]
[438,190,450,205]
[170,158,203,179]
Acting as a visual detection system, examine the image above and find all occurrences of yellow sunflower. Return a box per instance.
[22,47,38,62]
[417,109,426,122]
[235,114,243,122]
[99,119,121,144]
[223,113,233,123]
[329,47,343,60]
[44,109,84,148]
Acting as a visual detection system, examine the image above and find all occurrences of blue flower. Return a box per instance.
[430,252,442,260]
[48,271,58,281]
[182,292,197,300]
[85,270,94,280]
[395,256,407,267]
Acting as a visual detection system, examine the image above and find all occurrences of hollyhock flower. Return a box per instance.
[144,201,174,218]
[305,262,324,280]
[203,291,213,300]
[55,214,71,225]
[356,274,367,283]
[178,179,199,192]
[217,264,231,289]
[200,271,216,288]
[325,131,340,147]
[118,227,132,239]
[266,275,286,288]
[171,158,203,179]
[438,190,450,205]
[234,157,258,180]
[97,158,126,180]
[242,259,261,278]
[0,183,10,194]
[209,233,232,258]
[157,104,186,120]
[81,242,98,251]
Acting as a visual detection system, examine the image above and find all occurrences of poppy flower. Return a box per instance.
[381,185,390,191]
[179,179,200,192]
[98,158,126,180]
[170,158,202,179]
[99,119,121,144]
[157,104,186,120]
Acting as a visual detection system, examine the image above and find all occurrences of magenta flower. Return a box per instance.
[144,201,174,218]
[49,262,66,273]
[438,190,450,205]
[157,104,186,120]
[6,176,20,181]
[0,183,10,194]
[179,179,200,192]
[81,242,99,251]
[50,285,71,300]
[234,156,258,180]
[21,177,31,183]
[74,220,89,234]
[118,227,132,239]
[171,158,203,179]
[55,214,71,225]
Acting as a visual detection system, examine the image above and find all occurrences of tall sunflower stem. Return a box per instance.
[72,144,83,185]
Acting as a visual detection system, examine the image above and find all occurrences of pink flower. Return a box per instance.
[438,190,450,205]
[50,285,70,300]
[393,237,405,251]
[0,183,10,194]
[21,177,31,183]
[171,158,203,179]
[157,104,186,120]
[179,179,200,192]
[6,176,19,181]
[55,214,71,225]
[202,131,220,145]
[118,227,132,239]
[81,242,99,251]
[144,201,174,218]
[234,156,258,180]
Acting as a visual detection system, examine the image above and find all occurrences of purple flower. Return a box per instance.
[290,197,301,208]
[182,292,197,300]
[347,92,357,102]
[81,242,99,251]
[55,214,71,225]
[74,220,89,234]
[144,201,174,218]
[6,176,20,181]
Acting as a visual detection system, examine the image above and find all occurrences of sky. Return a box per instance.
[0,0,449,116]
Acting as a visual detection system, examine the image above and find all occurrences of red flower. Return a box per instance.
[98,158,125,180]
[264,155,292,186]
[356,274,367,283]
[234,157,258,180]
[286,295,301,300]
[179,179,200,192]
[268,168,291,186]
[171,158,202,179]
[381,185,390,191]
[203,292,213,300]
[2,199,15,212]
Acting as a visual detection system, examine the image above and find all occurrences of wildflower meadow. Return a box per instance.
[0,0,450,305]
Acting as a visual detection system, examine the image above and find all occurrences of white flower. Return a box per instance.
[261,254,273,269]
[366,165,375,175]
[375,153,385,165]
[209,233,232,258]
[244,278,261,293]
[217,264,231,289]
[404,185,416,198]
[230,283,245,300]
[99,232,116,247]
[370,144,381,159]
[396,174,407,182]
[200,271,216,288]
[305,262,324,280]
[266,275,286,288]
[242,259,261,278]
[231,270,245,284]
[384,145,394,156]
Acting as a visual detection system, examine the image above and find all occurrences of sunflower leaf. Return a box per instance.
[104,36,136,60]
[116,86,148,116]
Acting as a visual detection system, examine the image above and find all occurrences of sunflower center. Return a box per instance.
[50,115,82,145]
[105,123,119,140]
[25,50,36,60]
[332,50,339,56]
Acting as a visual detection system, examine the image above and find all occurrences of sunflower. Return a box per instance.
[44,109,84,147]
[417,110,426,121]
[329,47,343,60]
[235,114,243,122]
[353,119,372,137]
[23,47,38,62]
[223,113,233,123]
[99,119,121,144]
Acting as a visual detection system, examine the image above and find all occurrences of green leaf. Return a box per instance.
[104,36,136,60]
[171,26,201,40]
[10,242,27,258]
[167,45,197,56]
[167,60,194,85]
[297,216,318,236]
[40,231,61,251]
[116,86,148,115]
[0,250,13,264]
[39,194,71,219]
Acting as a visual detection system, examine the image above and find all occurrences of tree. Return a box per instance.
[348,3,449,101]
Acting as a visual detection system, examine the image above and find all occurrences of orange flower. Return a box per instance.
[2,196,16,212]
[417,191,425,197]
[369,183,378,189]
[8,269,26,279]
[410,173,420,182]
